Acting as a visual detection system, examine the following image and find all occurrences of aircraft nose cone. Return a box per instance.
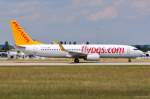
[139,50,145,57]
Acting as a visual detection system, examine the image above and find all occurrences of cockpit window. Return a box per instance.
[133,48,139,50]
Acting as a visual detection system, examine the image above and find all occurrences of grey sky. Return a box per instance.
[0,0,150,45]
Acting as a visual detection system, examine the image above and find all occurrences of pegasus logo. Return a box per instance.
[81,46,125,54]
[13,22,30,43]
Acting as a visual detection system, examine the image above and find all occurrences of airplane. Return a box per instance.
[10,20,144,63]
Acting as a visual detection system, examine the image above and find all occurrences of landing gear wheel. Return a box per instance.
[74,58,79,63]
[128,58,131,62]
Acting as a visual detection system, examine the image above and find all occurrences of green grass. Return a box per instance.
[0,66,150,99]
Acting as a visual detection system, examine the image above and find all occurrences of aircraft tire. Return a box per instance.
[74,58,79,63]
[128,58,131,62]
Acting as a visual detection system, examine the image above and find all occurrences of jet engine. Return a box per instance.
[85,53,100,61]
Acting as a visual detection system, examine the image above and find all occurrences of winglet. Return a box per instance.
[11,19,43,46]
[53,41,66,51]
[59,43,66,51]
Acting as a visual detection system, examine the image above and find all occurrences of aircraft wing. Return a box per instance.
[58,42,87,57]
[67,50,86,57]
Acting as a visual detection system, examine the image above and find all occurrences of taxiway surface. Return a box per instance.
[0,62,150,66]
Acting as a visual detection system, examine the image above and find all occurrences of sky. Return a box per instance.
[0,0,150,45]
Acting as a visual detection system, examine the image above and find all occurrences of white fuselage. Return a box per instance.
[17,44,144,58]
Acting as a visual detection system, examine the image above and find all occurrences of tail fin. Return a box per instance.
[11,20,43,46]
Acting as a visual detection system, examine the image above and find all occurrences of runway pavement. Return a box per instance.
[0,62,150,66]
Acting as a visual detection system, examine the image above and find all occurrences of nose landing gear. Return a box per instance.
[128,58,131,62]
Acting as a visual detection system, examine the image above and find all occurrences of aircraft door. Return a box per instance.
[127,47,130,56]
[32,47,39,55]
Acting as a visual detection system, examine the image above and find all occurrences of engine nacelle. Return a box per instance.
[144,51,150,57]
[85,54,100,61]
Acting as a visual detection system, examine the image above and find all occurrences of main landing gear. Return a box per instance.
[74,58,79,63]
